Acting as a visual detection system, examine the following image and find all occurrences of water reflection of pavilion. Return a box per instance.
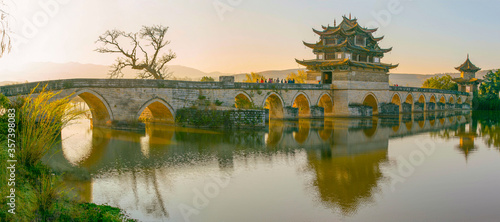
[45,110,472,219]
[455,120,478,161]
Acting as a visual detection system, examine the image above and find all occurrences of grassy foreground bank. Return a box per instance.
[0,87,135,221]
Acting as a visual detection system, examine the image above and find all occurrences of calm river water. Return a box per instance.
[45,111,500,222]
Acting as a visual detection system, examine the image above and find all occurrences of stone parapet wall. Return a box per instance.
[0,78,331,97]
[176,108,265,128]
[390,86,469,96]
[348,105,373,116]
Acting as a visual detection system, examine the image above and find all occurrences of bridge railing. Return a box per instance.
[0,78,331,97]
[390,86,469,96]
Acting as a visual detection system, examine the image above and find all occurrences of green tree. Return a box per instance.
[244,72,264,83]
[96,25,176,80]
[474,70,500,110]
[286,70,307,83]
[479,70,500,97]
[422,74,458,90]
[200,76,215,82]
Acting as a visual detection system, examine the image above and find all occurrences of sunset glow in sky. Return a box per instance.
[0,0,499,77]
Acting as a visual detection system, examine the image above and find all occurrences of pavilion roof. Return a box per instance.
[452,77,482,84]
[455,55,481,72]
[295,58,398,72]
[302,39,392,54]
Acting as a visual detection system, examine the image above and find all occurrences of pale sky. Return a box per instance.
[0,0,499,78]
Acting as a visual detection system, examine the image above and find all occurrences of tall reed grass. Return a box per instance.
[16,84,84,167]
[1,86,135,221]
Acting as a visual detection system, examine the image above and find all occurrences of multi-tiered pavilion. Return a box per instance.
[452,54,482,93]
[296,15,398,84]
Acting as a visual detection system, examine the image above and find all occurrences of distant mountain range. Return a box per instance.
[0,62,496,87]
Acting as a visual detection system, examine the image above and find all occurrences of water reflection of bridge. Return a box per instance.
[45,110,473,218]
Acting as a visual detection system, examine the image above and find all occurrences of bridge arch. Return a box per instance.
[439,95,446,104]
[235,91,254,109]
[418,94,426,111]
[404,93,414,112]
[263,92,285,119]
[136,98,175,124]
[449,96,455,104]
[72,89,113,125]
[391,93,402,112]
[429,94,437,111]
[292,92,311,118]
[317,93,334,116]
[362,93,379,115]
[430,95,437,103]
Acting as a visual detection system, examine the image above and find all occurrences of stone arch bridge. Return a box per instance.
[0,78,470,127]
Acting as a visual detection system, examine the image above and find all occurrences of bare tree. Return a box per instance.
[95,25,176,80]
[0,0,11,58]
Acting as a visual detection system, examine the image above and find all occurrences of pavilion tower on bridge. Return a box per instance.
[295,15,398,84]
[452,54,482,94]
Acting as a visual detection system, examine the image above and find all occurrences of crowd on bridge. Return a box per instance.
[255,78,297,84]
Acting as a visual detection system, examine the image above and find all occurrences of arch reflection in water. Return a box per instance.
[266,120,284,147]
[293,119,311,144]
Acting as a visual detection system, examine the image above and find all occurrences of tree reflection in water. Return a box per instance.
[475,111,500,150]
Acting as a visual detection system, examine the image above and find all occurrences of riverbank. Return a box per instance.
[0,91,136,221]
[0,146,135,221]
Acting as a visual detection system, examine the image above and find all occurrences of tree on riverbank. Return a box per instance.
[287,70,307,83]
[479,70,500,97]
[474,70,500,110]
[200,76,215,82]
[96,25,176,80]
[422,74,458,90]
[244,72,264,83]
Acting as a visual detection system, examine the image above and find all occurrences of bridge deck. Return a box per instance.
[0,78,331,97]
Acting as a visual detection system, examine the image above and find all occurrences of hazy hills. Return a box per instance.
[0,62,494,87]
